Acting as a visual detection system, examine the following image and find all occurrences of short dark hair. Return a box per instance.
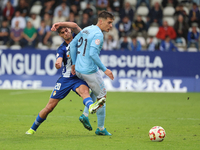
[165,35,170,39]
[131,35,137,39]
[57,26,66,33]
[193,2,197,6]
[98,10,114,20]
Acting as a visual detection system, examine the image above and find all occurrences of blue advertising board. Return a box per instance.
[0,49,199,92]
[100,51,200,78]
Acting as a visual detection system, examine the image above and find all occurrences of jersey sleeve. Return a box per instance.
[90,33,104,52]
[70,33,80,65]
[56,45,65,60]
[89,46,107,72]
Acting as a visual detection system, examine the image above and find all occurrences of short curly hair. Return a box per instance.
[57,26,66,33]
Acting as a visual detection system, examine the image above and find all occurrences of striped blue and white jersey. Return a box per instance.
[56,41,75,78]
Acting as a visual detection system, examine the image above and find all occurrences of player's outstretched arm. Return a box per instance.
[51,22,81,34]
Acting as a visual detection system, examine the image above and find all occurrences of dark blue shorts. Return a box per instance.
[50,76,88,99]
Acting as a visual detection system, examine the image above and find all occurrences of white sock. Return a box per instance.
[83,112,88,117]
[98,127,104,131]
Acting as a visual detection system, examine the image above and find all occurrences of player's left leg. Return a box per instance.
[26,98,60,135]
[81,92,111,135]
[76,70,112,135]
[26,77,70,135]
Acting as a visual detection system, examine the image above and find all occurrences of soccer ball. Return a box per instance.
[149,126,166,142]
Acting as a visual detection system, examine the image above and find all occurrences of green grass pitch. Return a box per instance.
[0,90,200,150]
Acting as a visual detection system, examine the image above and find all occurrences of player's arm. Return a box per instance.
[89,47,107,72]
[89,47,114,80]
[51,22,82,34]
[70,34,79,75]
[55,46,65,69]
[90,33,114,80]
[70,34,80,65]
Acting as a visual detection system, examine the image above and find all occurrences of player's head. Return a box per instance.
[57,26,73,42]
[97,10,114,32]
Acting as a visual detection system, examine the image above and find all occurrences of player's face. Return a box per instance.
[102,18,114,32]
[59,27,72,41]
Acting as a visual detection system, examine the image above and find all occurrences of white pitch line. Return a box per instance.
[9,90,49,95]
[0,114,199,121]
[0,114,75,118]
[177,118,200,120]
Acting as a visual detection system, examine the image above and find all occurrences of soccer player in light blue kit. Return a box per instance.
[70,11,115,135]
[25,22,104,135]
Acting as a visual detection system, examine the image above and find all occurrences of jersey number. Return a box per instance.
[77,37,87,56]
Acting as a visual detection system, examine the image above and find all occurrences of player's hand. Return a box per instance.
[55,61,61,69]
[51,23,60,31]
[104,69,114,80]
[71,65,76,75]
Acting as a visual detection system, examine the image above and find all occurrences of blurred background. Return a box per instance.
[0,0,200,92]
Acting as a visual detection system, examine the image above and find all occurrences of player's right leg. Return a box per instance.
[76,70,107,112]
[74,81,105,114]
[75,84,92,130]
[26,98,59,135]
[79,92,96,131]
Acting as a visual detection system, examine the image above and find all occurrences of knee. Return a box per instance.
[78,87,90,98]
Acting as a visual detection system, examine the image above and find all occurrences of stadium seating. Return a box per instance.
[37,43,49,50]
[30,5,43,15]
[137,36,146,46]
[113,16,120,26]
[163,6,175,16]
[163,17,175,26]
[90,5,97,14]
[146,37,159,45]
[136,6,149,16]
[10,45,21,50]
[177,46,186,52]
[0,0,200,52]
[176,37,186,47]
[125,0,137,7]
[189,27,200,32]
[188,47,198,52]
[183,6,189,15]
[151,0,162,6]
[33,1,42,5]
[147,26,159,36]
[51,36,63,50]
[80,1,87,10]
[0,45,8,49]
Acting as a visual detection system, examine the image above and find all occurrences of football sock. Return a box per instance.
[83,92,96,115]
[96,104,106,129]
[83,92,106,129]
[31,114,46,131]
[83,97,93,109]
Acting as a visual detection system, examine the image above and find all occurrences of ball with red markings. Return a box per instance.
[149,126,166,142]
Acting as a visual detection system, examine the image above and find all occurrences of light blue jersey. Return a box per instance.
[70,25,107,74]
